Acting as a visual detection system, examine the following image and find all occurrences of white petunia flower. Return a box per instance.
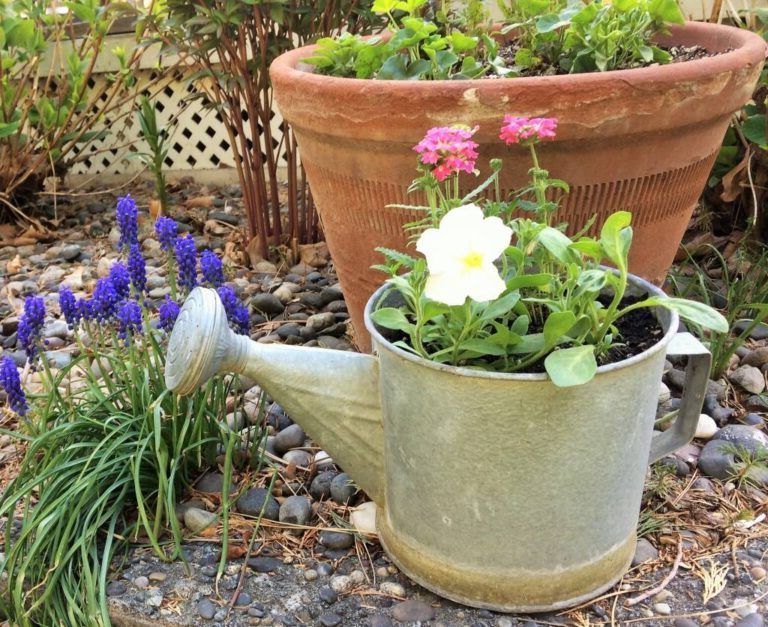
[416,204,512,306]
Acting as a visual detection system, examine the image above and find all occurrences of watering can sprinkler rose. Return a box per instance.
[166,118,725,611]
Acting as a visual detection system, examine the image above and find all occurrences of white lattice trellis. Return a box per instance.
[69,67,289,177]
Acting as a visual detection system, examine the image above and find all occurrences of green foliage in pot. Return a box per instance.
[0,0,163,218]
[371,118,727,387]
[150,0,384,259]
[304,0,684,79]
[0,198,261,626]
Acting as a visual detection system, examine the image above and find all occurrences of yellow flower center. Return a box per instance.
[461,251,484,270]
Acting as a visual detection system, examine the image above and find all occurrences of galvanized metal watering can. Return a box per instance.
[165,275,711,612]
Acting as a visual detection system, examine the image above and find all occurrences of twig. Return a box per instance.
[625,536,683,606]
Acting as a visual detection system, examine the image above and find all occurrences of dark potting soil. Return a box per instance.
[490,43,722,78]
[509,295,664,373]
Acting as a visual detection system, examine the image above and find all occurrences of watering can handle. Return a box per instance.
[648,332,712,464]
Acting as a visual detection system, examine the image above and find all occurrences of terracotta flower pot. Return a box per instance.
[270,22,766,350]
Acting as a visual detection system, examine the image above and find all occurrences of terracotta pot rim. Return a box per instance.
[363,271,679,383]
[270,21,766,92]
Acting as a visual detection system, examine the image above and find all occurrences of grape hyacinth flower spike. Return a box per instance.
[90,277,119,322]
[217,285,250,336]
[0,356,27,416]
[200,250,225,288]
[158,296,180,332]
[155,216,178,251]
[116,195,139,251]
[175,234,198,292]
[117,300,143,341]
[128,244,147,294]
[109,262,131,301]
[17,295,45,362]
[59,287,80,328]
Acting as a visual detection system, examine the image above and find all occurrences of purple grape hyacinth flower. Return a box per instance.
[116,195,139,251]
[90,277,119,322]
[155,216,178,251]
[158,296,180,332]
[117,300,143,340]
[109,262,131,301]
[217,286,250,336]
[17,295,45,362]
[0,356,27,416]
[128,245,146,294]
[59,286,80,328]
[175,234,198,292]
[200,250,224,288]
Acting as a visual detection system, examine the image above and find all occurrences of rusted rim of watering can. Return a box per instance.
[364,272,679,382]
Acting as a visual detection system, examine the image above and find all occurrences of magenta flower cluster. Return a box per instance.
[413,126,479,182]
[499,116,558,145]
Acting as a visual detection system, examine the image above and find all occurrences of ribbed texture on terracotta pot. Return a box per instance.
[271,22,766,350]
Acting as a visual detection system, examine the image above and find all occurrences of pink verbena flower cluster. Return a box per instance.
[413,126,479,182]
[499,116,558,145]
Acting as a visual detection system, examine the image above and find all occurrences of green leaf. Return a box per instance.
[448,31,478,53]
[576,268,607,293]
[422,300,449,321]
[378,55,430,80]
[459,338,508,356]
[514,47,539,69]
[648,0,685,23]
[644,297,729,333]
[570,238,603,260]
[543,311,577,346]
[599,211,633,271]
[743,114,768,148]
[535,13,571,33]
[538,227,576,264]
[7,18,35,49]
[482,291,521,320]
[370,307,414,332]
[506,273,551,290]
[545,345,598,387]
[0,121,20,138]
[508,333,545,354]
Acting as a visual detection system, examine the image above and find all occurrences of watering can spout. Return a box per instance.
[165,287,385,504]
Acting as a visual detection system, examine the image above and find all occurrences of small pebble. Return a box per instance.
[106,581,127,597]
[319,529,354,550]
[279,495,311,528]
[148,571,167,582]
[319,586,338,604]
[751,566,766,581]
[392,599,436,623]
[695,414,718,439]
[330,473,356,504]
[380,581,406,597]
[133,576,149,589]
[319,613,342,627]
[736,614,764,627]
[734,599,760,618]
[330,574,353,593]
[653,602,672,616]
[317,562,335,577]
[304,569,318,581]
[632,538,658,565]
